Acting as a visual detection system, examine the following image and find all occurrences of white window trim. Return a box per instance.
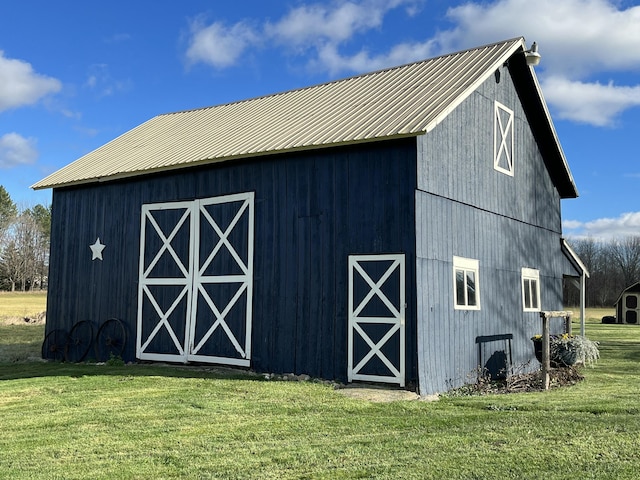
[453,256,481,311]
[494,101,514,176]
[521,267,541,312]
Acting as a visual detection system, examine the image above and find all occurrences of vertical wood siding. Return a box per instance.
[46,139,417,385]
[415,66,574,394]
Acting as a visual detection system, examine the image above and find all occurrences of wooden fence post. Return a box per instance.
[539,311,573,391]
[541,314,550,390]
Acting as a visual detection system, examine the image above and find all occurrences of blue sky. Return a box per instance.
[1,0,638,240]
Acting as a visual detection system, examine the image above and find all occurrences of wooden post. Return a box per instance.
[541,314,550,390]
[539,311,573,391]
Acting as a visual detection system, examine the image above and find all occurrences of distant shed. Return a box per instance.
[33,37,586,395]
[615,282,640,324]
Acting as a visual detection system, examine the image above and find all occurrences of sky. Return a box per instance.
[0,0,638,240]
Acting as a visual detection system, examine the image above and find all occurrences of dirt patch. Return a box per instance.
[1,311,46,326]
[335,384,438,402]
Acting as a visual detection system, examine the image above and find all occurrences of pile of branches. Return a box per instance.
[502,366,584,393]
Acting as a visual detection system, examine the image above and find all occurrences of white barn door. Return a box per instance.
[137,193,254,367]
[188,194,254,366]
[348,254,405,387]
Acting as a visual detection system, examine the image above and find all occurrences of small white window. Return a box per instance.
[522,268,540,312]
[453,256,480,310]
[494,101,514,176]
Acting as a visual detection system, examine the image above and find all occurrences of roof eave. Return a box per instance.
[561,238,590,278]
[31,133,421,190]
[507,47,579,199]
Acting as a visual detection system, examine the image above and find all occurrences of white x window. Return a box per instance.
[494,101,514,176]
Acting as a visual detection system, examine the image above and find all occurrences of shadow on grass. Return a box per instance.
[598,340,640,363]
[0,360,262,383]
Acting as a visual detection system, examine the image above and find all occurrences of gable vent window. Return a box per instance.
[494,101,514,176]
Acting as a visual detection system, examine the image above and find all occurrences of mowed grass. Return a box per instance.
[0,290,47,319]
[1,301,640,479]
[0,291,47,362]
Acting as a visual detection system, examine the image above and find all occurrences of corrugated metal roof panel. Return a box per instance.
[33,38,527,189]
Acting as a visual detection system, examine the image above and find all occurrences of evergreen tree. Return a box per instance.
[0,185,17,242]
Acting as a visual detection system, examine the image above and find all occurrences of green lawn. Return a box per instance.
[0,290,47,319]
[1,304,639,478]
[0,291,47,362]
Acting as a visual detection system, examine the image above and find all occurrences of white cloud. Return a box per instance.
[266,1,392,47]
[185,18,258,69]
[61,109,82,120]
[86,75,97,89]
[541,76,640,126]
[0,50,61,112]
[84,64,132,97]
[0,133,39,169]
[563,212,640,240]
[183,0,640,127]
[433,0,640,127]
[314,40,437,75]
[184,1,423,72]
[441,0,640,78]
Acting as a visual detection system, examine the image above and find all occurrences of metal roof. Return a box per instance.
[32,37,576,196]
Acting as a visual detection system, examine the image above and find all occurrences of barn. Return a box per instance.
[33,37,587,394]
[614,282,640,324]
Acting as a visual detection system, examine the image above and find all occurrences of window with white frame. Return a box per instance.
[494,101,514,176]
[453,256,480,310]
[522,268,540,311]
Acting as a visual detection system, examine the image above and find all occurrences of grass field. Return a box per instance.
[0,291,47,362]
[0,290,47,320]
[1,293,638,479]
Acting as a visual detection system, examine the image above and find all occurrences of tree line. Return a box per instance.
[0,185,51,292]
[565,236,640,308]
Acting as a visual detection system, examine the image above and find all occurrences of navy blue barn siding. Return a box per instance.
[45,139,417,384]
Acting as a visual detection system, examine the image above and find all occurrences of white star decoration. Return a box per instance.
[90,237,106,261]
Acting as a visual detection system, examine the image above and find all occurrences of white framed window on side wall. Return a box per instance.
[522,267,541,312]
[453,256,480,310]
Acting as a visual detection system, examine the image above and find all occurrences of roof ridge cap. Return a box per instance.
[159,37,525,118]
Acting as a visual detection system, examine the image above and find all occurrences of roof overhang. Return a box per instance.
[561,238,590,278]
[507,47,578,199]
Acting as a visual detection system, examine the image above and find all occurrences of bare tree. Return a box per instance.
[0,241,21,291]
[608,236,640,290]
[566,235,640,308]
[0,210,48,291]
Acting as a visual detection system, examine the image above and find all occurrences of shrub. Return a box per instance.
[552,335,600,367]
[531,334,600,367]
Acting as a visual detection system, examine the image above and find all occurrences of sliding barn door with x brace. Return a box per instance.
[136,192,254,367]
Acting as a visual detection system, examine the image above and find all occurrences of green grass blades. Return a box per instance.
[0,291,47,320]
[2,362,640,479]
[0,324,45,363]
[1,306,640,478]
